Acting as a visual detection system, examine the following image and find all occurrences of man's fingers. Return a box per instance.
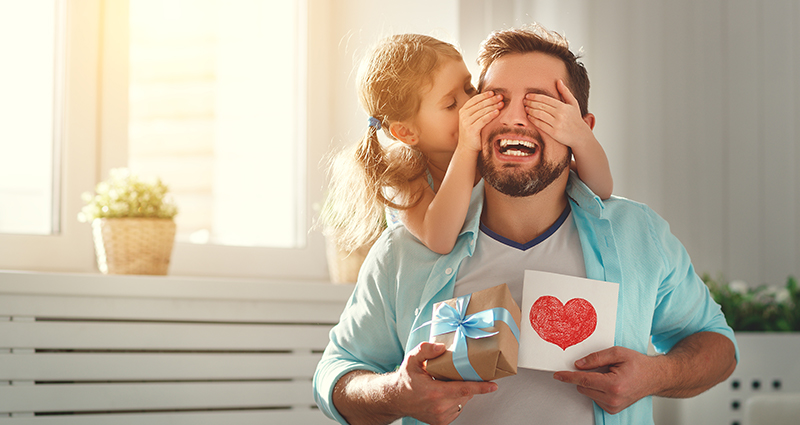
[554,370,606,392]
[574,346,628,370]
[411,342,446,363]
[445,380,498,398]
[573,378,629,415]
[473,381,499,395]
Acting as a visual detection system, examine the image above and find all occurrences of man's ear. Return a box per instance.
[389,121,419,146]
[582,113,596,130]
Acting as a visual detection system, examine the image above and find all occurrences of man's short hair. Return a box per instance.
[477,23,590,116]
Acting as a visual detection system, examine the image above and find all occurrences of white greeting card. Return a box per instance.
[518,270,619,372]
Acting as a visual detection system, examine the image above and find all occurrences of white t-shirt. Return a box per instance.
[452,207,595,425]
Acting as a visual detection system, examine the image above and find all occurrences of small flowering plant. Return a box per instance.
[703,274,799,332]
[78,168,178,222]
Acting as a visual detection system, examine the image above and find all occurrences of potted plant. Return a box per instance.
[662,276,800,425]
[78,168,178,275]
[703,274,799,331]
[692,275,800,424]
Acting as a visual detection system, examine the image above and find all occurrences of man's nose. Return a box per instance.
[499,97,530,127]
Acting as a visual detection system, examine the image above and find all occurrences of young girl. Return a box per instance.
[323,34,612,255]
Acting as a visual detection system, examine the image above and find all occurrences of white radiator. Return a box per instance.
[0,271,353,424]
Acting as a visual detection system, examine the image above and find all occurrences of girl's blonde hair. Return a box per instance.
[322,34,463,252]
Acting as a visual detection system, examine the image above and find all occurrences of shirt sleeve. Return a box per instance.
[647,208,739,362]
[312,234,406,424]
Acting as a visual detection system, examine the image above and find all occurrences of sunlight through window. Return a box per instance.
[0,1,61,235]
[129,0,304,248]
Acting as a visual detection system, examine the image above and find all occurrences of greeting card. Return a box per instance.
[518,270,619,372]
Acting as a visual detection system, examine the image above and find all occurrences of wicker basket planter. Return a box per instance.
[91,218,177,275]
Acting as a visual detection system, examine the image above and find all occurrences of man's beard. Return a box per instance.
[478,127,571,198]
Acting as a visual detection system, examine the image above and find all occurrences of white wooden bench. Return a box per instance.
[0,271,353,424]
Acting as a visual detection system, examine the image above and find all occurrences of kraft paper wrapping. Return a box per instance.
[425,283,521,381]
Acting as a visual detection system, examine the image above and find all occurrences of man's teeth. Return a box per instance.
[504,150,529,157]
[499,139,537,156]
[499,139,536,149]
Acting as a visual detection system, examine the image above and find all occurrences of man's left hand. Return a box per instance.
[552,346,662,414]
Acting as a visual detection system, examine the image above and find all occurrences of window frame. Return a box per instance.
[0,0,331,281]
[0,0,98,273]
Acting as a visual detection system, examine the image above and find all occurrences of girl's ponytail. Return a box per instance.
[321,123,390,252]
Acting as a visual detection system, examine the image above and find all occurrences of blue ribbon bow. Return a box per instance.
[428,293,520,381]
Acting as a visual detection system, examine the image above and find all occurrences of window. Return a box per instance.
[0,0,454,279]
[0,0,329,279]
[128,0,305,248]
[0,0,62,235]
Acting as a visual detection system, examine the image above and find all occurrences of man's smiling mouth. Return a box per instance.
[498,139,538,156]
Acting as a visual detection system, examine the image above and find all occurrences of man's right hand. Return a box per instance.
[333,342,498,425]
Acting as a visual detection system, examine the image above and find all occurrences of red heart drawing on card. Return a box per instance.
[530,296,597,350]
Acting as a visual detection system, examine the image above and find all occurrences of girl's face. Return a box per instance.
[409,58,476,160]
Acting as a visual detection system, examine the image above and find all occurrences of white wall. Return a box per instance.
[584,0,799,287]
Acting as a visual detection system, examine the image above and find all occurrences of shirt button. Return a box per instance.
[445,268,453,275]
[414,308,420,316]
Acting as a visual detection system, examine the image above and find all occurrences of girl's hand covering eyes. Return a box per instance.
[458,91,503,152]
[523,80,592,149]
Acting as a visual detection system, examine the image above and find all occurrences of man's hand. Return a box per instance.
[553,332,736,415]
[333,342,498,425]
[553,346,661,414]
[393,342,498,424]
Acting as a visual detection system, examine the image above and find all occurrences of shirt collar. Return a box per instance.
[460,172,605,251]
[566,170,606,218]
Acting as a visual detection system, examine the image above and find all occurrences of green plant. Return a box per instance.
[703,274,799,332]
[78,168,178,222]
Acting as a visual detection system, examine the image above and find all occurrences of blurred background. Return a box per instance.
[0,0,797,287]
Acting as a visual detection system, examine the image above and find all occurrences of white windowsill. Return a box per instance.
[0,269,353,302]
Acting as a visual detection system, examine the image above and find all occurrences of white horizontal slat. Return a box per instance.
[0,409,331,425]
[0,352,322,381]
[0,381,313,413]
[0,294,345,323]
[0,321,332,351]
[0,272,346,424]
[0,271,354,304]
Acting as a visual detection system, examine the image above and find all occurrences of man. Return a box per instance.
[314,24,737,425]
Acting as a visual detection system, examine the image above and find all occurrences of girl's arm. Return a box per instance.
[398,92,502,254]
[568,133,613,200]
[525,80,613,199]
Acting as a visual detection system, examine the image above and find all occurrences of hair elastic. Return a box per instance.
[368,116,381,130]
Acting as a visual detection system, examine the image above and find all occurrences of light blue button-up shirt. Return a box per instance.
[313,173,738,425]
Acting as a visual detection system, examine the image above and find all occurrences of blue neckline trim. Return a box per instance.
[479,203,572,251]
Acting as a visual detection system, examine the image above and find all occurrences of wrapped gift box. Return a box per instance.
[425,283,521,381]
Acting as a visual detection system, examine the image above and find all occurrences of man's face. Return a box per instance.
[478,52,571,197]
